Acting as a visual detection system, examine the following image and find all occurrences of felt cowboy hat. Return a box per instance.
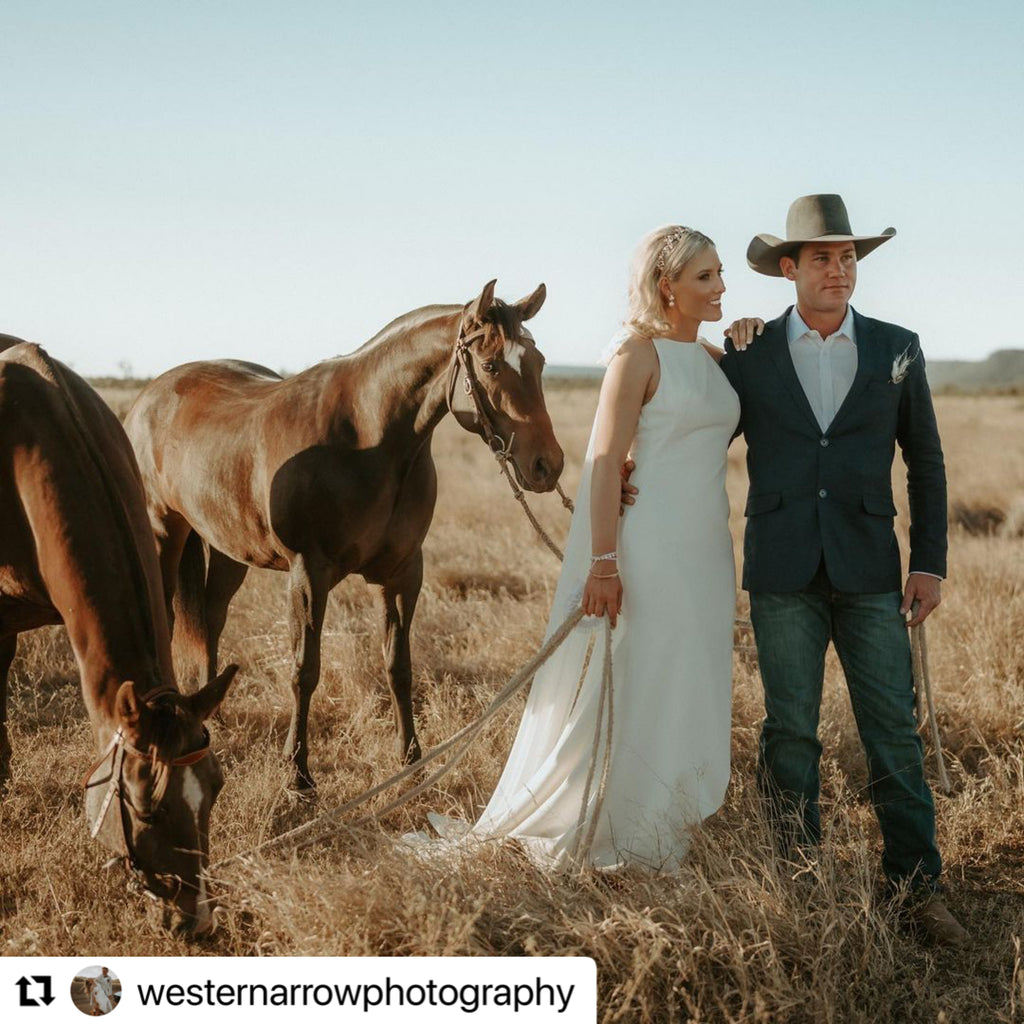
[747,194,896,277]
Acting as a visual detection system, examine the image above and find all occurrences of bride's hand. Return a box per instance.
[582,571,622,628]
[724,317,765,351]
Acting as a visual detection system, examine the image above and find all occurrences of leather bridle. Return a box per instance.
[445,317,523,479]
[82,687,211,899]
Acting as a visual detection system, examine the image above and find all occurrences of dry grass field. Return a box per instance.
[2,381,1022,1022]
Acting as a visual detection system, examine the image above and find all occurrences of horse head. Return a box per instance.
[448,279,565,492]
[83,666,237,935]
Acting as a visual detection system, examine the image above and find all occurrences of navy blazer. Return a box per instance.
[719,306,947,594]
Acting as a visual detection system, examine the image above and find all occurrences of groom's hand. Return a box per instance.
[619,457,637,515]
[901,573,942,626]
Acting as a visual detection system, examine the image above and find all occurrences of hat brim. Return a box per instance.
[746,228,896,277]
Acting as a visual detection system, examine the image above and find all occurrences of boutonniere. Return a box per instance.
[890,344,918,384]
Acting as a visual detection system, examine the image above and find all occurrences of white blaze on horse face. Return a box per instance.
[182,766,213,933]
[505,328,531,376]
[194,871,212,933]
[182,766,204,826]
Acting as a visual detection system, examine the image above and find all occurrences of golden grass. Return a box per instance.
[2,386,1022,1022]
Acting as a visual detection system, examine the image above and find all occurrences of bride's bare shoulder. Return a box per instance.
[605,333,657,366]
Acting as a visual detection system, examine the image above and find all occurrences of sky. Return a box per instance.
[1,0,1021,376]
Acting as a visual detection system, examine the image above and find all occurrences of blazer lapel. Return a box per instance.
[826,307,876,436]
[766,307,821,435]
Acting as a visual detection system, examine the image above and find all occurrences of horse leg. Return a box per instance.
[378,552,423,765]
[283,557,329,790]
[202,548,249,687]
[152,511,192,636]
[0,634,17,787]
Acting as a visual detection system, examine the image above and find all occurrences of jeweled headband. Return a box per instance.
[654,226,691,273]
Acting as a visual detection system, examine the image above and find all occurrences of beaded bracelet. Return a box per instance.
[590,550,617,564]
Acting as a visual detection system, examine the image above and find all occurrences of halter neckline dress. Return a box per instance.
[429,336,740,870]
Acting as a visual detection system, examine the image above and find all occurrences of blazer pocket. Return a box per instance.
[745,492,781,516]
[863,494,898,516]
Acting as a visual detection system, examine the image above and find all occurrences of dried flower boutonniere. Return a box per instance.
[890,343,918,384]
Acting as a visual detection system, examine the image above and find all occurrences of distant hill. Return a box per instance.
[925,349,1024,393]
[548,350,1024,394]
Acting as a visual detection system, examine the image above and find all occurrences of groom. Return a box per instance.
[629,195,965,946]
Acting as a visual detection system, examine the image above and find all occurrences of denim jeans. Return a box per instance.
[749,561,941,890]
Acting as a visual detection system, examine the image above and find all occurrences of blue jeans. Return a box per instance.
[749,561,941,890]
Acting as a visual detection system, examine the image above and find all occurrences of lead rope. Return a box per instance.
[490,434,573,561]
[569,623,614,866]
[911,617,952,794]
[212,607,598,871]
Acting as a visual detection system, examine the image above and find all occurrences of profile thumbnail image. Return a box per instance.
[71,965,121,1016]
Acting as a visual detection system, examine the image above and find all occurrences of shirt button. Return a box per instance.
[820,438,830,447]
[818,488,828,498]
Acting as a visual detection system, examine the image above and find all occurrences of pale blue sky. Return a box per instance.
[1,1,1021,375]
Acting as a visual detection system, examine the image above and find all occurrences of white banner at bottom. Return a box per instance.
[3,956,596,1023]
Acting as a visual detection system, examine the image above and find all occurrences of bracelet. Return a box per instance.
[591,551,617,563]
[589,569,619,580]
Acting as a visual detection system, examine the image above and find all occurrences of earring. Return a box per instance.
[667,296,675,306]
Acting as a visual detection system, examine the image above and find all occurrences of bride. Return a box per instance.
[426,225,744,870]
[90,968,115,1015]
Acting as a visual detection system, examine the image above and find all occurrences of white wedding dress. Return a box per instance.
[425,337,740,870]
[93,975,114,1013]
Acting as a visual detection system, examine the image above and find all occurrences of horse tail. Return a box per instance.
[173,530,209,685]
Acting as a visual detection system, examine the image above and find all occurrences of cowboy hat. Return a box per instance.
[747,194,896,277]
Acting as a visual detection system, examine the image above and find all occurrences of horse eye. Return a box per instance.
[480,360,501,376]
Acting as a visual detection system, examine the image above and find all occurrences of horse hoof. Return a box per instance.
[289,772,317,794]
[399,738,422,765]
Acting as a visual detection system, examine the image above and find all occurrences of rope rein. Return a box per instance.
[912,616,952,794]
[212,607,603,870]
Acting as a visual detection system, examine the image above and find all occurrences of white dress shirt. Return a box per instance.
[787,305,857,433]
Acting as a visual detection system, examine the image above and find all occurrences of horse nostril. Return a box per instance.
[534,456,549,481]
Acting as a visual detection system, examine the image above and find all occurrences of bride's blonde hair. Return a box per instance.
[624,224,714,339]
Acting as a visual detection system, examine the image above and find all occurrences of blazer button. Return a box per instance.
[820,438,830,447]
[818,488,827,498]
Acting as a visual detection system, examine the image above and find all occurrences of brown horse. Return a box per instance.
[0,339,237,933]
[125,280,563,789]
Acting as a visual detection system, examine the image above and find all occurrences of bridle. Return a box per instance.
[444,312,576,541]
[445,316,522,477]
[82,686,211,899]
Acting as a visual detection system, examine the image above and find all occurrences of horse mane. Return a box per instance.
[24,345,163,677]
[343,299,522,359]
[347,305,460,356]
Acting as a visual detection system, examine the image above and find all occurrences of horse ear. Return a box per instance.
[465,279,497,325]
[115,681,141,725]
[516,283,546,321]
[115,681,148,742]
[185,663,239,722]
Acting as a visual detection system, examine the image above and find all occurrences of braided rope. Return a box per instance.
[212,606,589,870]
[911,619,952,794]
[493,446,570,561]
[571,622,614,866]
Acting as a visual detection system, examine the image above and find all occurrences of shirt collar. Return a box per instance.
[788,305,856,344]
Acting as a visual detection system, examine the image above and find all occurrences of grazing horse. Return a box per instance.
[0,340,237,933]
[126,280,564,789]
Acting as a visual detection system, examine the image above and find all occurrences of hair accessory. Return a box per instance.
[654,226,690,273]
